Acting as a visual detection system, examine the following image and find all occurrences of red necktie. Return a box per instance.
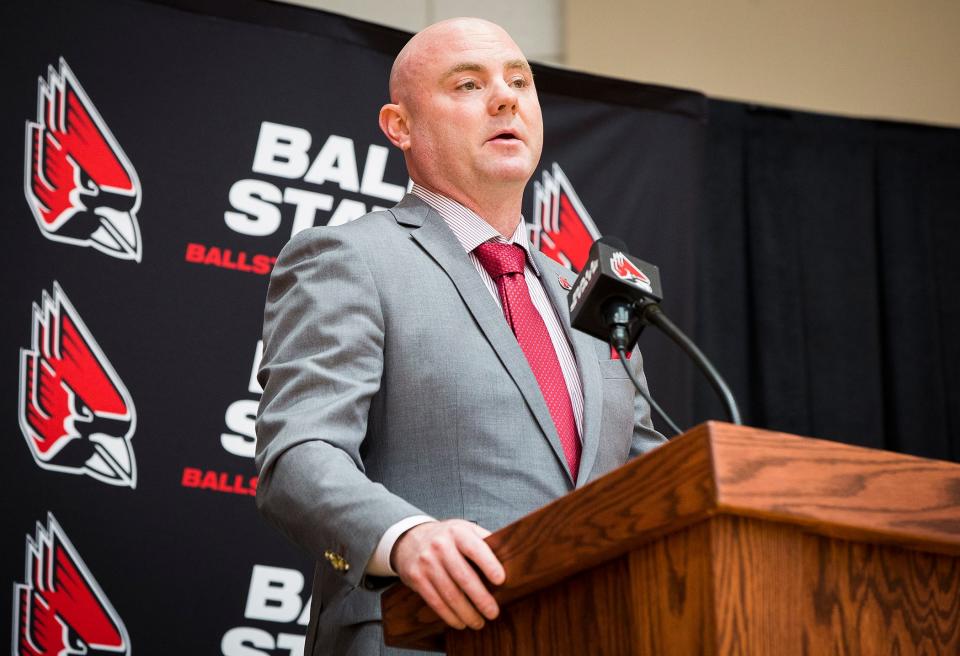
[473,241,581,481]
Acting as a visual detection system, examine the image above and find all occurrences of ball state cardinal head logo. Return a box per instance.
[529,162,601,273]
[24,58,142,261]
[18,283,137,487]
[611,251,653,291]
[14,514,130,656]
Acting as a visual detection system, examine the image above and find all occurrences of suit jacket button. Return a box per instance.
[323,550,350,572]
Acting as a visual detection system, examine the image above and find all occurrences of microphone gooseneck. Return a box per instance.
[566,235,743,433]
[639,304,742,426]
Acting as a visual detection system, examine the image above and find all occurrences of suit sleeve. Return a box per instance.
[254,227,425,588]
[627,348,669,457]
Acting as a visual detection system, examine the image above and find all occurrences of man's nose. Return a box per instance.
[489,80,519,115]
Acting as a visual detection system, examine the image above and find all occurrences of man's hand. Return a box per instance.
[391,519,505,630]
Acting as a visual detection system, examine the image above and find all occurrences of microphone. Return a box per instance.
[567,236,742,430]
[568,236,662,351]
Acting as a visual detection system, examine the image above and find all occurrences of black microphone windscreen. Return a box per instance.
[567,238,663,346]
[598,235,630,252]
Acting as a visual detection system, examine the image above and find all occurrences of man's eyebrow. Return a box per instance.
[440,59,533,81]
[504,59,532,75]
[441,62,485,80]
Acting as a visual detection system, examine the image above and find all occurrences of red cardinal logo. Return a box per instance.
[14,514,130,656]
[18,283,137,487]
[529,162,601,272]
[24,58,142,261]
[611,251,652,290]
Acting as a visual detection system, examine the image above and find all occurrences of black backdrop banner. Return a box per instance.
[2,0,957,654]
[695,102,960,461]
[1,1,704,653]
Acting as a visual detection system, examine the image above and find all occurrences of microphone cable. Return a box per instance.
[614,345,684,437]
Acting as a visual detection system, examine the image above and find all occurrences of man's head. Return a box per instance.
[379,18,543,206]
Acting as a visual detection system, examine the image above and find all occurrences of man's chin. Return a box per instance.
[481,160,538,186]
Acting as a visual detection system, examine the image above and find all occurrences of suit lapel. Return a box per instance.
[534,253,603,488]
[390,197,574,483]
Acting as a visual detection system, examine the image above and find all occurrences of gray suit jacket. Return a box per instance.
[255,195,665,655]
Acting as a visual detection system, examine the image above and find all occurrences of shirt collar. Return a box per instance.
[410,183,540,275]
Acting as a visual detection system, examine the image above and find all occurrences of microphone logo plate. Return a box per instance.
[611,252,653,292]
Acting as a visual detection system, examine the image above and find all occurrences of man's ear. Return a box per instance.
[379,103,411,151]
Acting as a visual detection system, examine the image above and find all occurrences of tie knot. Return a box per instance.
[473,241,527,279]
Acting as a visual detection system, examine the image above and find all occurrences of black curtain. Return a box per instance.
[695,100,960,462]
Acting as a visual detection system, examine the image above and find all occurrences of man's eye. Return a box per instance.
[458,80,478,91]
[509,77,528,88]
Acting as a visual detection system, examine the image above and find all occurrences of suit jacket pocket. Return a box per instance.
[339,586,383,626]
[599,358,632,379]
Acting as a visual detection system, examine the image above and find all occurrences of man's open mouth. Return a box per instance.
[489,131,522,144]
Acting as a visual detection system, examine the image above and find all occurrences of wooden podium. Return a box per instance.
[381,422,960,654]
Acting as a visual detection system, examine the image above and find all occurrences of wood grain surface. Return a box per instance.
[446,557,637,656]
[382,422,960,651]
[629,520,717,655]
[448,516,960,655]
[710,516,805,655]
[633,515,960,655]
[801,529,960,654]
[710,423,960,556]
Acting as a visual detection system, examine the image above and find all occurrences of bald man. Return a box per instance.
[255,18,664,655]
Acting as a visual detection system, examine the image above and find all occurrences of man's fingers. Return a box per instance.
[457,529,506,586]
[409,576,467,630]
[424,555,486,629]
[392,519,506,630]
[441,542,500,620]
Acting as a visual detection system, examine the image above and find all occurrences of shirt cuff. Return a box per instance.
[365,515,436,576]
